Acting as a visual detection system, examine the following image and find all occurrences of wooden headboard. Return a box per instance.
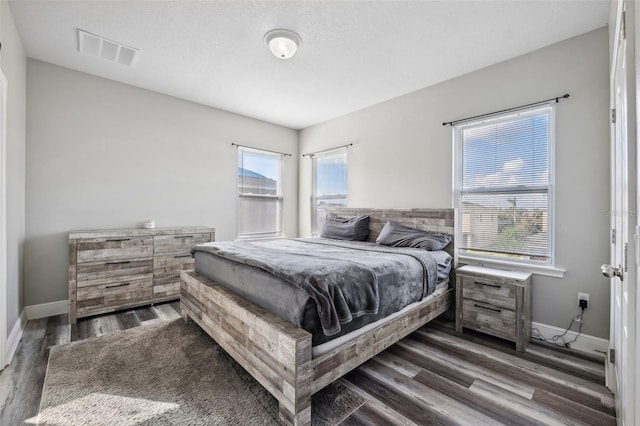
[325,208,455,258]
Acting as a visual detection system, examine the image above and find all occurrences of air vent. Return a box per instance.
[78,29,140,66]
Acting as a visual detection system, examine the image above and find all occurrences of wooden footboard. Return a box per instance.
[181,271,313,425]
[181,270,453,426]
[310,284,452,394]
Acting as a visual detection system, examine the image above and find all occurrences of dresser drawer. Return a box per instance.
[153,254,195,276]
[462,299,516,340]
[152,254,196,299]
[461,276,516,310]
[77,259,153,287]
[76,277,153,315]
[77,236,153,263]
[154,233,210,255]
[153,282,181,299]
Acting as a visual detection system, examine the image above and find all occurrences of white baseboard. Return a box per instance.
[531,321,609,356]
[25,300,68,320]
[6,309,26,364]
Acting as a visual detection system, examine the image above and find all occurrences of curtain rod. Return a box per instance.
[442,93,570,127]
[231,143,291,157]
[302,143,353,157]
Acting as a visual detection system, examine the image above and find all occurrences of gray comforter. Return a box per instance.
[192,238,439,336]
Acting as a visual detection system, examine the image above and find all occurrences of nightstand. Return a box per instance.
[455,265,532,351]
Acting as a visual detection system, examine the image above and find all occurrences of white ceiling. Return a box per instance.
[9,1,609,130]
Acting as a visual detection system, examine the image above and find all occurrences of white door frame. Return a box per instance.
[0,68,7,368]
[633,3,640,425]
[628,2,640,425]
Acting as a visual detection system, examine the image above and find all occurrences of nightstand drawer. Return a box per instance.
[462,299,516,340]
[461,276,516,310]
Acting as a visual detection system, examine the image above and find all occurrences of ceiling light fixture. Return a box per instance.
[264,29,302,60]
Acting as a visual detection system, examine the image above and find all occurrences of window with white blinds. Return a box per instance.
[237,148,283,239]
[312,150,347,235]
[454,105,554,265]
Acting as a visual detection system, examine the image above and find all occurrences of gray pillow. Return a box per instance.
[376,221,452,251]
[321,215,370,241]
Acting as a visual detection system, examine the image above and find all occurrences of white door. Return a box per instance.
[605,4,637,424]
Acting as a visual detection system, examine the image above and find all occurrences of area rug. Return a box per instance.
[38,319,365,425]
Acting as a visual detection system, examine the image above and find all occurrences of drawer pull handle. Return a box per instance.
[474,303,502,313]
[474,281,501,288]
[174,254,191,258]
[105,282,130,289]
[175,235,194,239]
[106,238,131,242]
[105,261,131,265]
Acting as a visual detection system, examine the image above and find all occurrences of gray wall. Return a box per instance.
[25,59,298,307]
[299,28,611,338]
[1,2,26,332]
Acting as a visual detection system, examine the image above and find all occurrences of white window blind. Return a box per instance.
[312,150,347,235]
[238,148,283,238]
[454,105,554,264]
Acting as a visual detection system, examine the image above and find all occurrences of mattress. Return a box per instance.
[193,238,452,346]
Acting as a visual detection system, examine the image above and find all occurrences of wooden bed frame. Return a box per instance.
[180,208,455,425]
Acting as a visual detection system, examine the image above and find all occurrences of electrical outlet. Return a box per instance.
[578,292,590,309]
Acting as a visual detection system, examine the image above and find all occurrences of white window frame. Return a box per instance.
[453,104,563,277]
[237,147,284,240]
[311,149,348,235]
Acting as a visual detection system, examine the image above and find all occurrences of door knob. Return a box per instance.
[601,264,623,281]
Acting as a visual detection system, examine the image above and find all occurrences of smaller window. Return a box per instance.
[237,148,283,239]
[312,150,347,235]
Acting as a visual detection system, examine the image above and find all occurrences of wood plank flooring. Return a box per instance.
[0,304,614,425]
[340,323,614,426]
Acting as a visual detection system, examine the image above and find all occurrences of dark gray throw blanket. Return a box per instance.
[192,238,438,336]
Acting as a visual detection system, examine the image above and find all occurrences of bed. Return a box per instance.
[180,208,455,425]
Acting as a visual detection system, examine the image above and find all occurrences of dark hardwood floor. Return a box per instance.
[0,303,614,425]
[340,323,614,426]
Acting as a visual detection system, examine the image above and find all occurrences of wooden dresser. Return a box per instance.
[455,265,531,351]
[68,227,214,324]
